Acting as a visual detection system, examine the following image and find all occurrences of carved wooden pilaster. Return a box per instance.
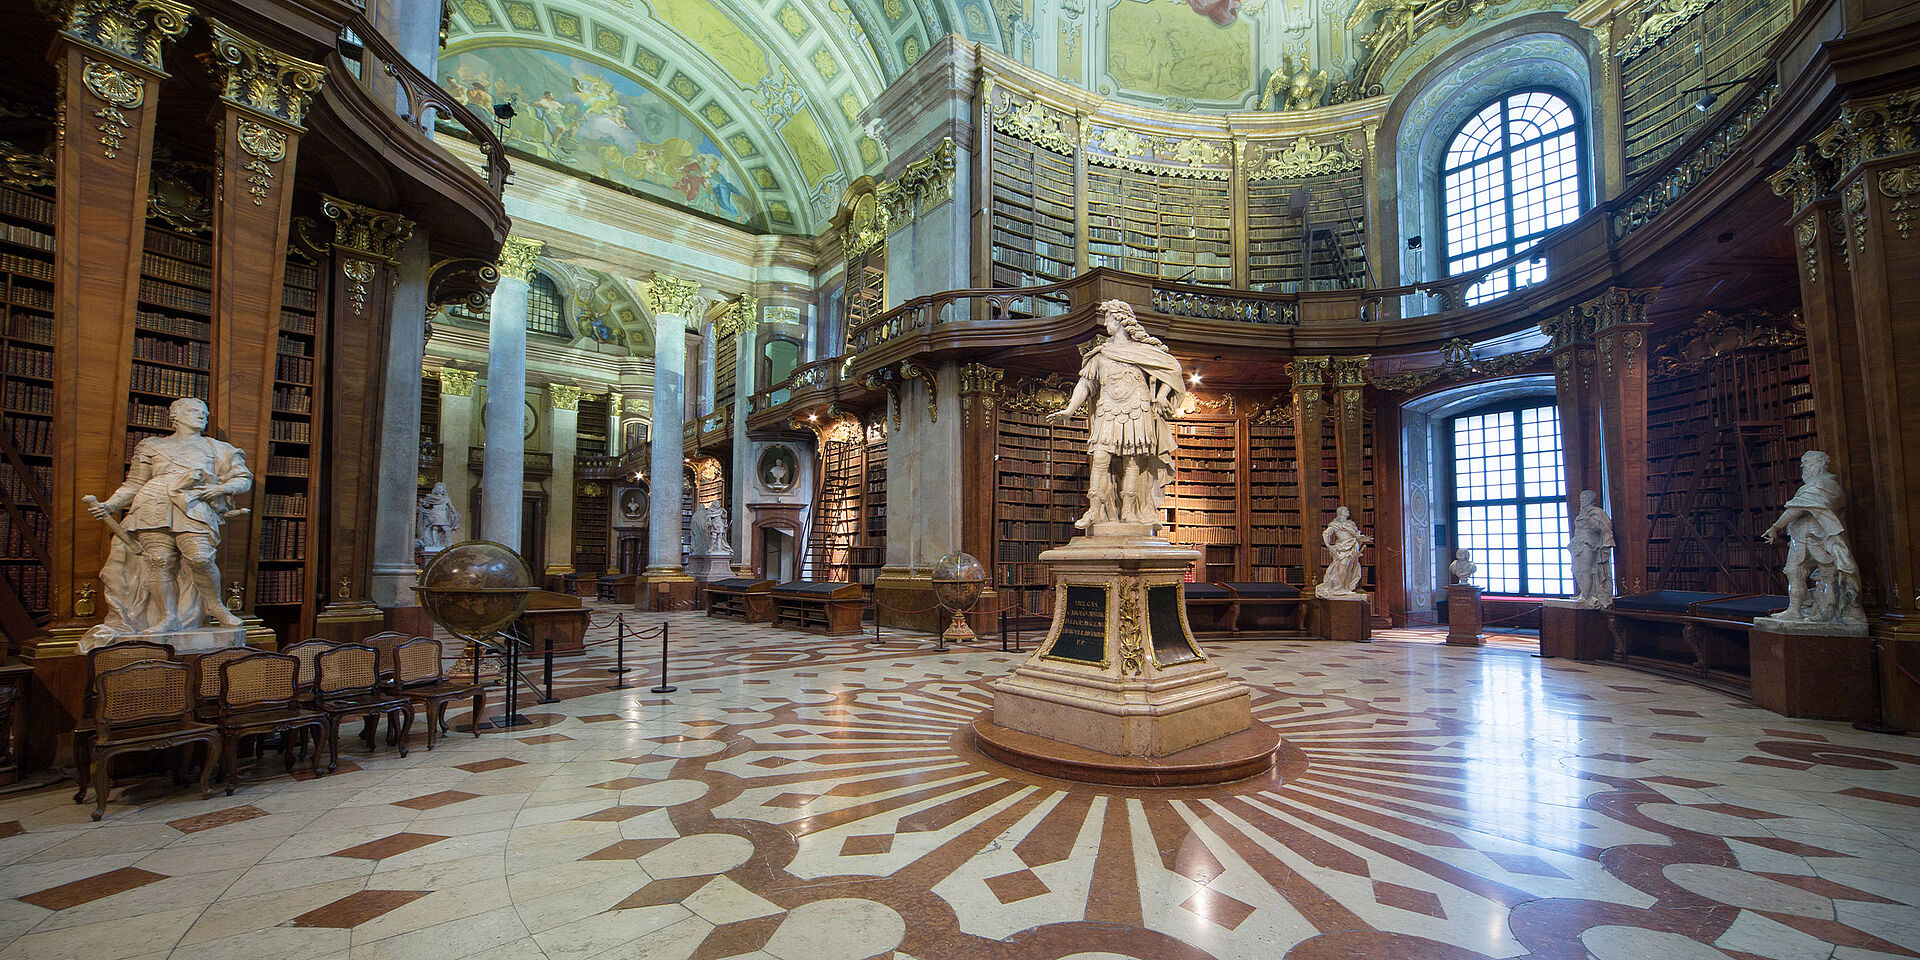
[43,0,192,633]
[201,19,326,616]
[1287,355,1330,587]
[1328,355,1369,517]
[1552,343,1604,526]
[315,197,413,637]
[958,363,1002,582]
[1588,289,1655,594]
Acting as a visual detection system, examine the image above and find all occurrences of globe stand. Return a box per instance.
[932,552,986,654]
[941,609,977,651]
[413,540,539,733]
[474,627,537,730]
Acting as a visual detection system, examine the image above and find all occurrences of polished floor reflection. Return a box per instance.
[1,611,1917,960]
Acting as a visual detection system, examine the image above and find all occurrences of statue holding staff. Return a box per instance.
[1047,300,1186,535]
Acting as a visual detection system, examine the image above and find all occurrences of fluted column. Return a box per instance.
[371,230,431,608]
[639,274,697,608]
[437,368,477,536]
[482,236,541,550]
[724,294,758,562]
[546,385,581,578]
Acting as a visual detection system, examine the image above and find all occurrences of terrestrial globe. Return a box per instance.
[415,539,537,643]
[932,552,986,643]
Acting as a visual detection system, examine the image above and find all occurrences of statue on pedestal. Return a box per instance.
[1762,450,1866,626]
[1047,300,1186,535]
[1315,505,1372,599]
[82,397,252,649]
[415,481,461,555]
[1449,548,1477,586]
[1570,489,1615,608]
[704,500,731,556]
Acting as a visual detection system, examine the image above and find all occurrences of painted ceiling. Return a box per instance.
[443,0,1577,236]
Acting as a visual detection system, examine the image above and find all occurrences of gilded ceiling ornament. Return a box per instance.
[342,258,375,316]
[46,0,191,69]
[203,19,326,128]
[641,273,699,317]
[1247,135,1361,181]
[321,194,414,260]
[496,236,544,283]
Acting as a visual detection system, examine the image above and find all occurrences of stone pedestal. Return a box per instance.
[1445,584,1484,645]
[639,569,697,611]
[1307,596,1372,642]
[977,534,1276,785]
[686,553,735,608]
[1749,618,1875,722]
[1540,600,1612,659]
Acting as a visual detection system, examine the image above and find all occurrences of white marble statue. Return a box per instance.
[1570,489,1615,608]
[1315,505,1373,599]
[1046,299,1186,535]
[415,481,461,555]
[1449,548,1477,586]
[1761,450,1866,627]
[704,500,731,556]
[82,397,252,650]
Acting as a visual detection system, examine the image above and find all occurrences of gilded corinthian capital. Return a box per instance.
[322,195,414,260]
[202,19,327,127]
[496,236,544,283]
[641,274,699,317]
[45,0,192,69]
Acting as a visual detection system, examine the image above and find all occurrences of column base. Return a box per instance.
[1540,600,1612,658]
[314,601,387,645]
[1445,585,1484,646]
[1306,597,1372,642]
[874,567,940,633]
[640,567,697,611]
[1750,625,1875,723]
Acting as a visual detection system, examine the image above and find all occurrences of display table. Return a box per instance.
[521,590,589,656]
[1445,584,1483,645]
[1608,591,1787,694]
[1540,600,1611,659]
[1182,583,1234,633]
[707,578,776,623]
[772,581,865,635]
[1183,582,1305,637]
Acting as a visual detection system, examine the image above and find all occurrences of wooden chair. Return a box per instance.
[79,660,219,821]
[72,641,175,805]
[312,644,412,772]
[363,632,410,685]
[191,647,257,722]
[216,653,326,792]
[390,638,485,750]
[281,640,335,697]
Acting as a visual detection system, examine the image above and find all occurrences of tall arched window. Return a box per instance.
[1448,401,1572,596]
[525,273,567,337]
[1441,90,1584,305]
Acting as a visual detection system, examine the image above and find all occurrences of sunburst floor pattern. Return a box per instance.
[0,611,1917,960]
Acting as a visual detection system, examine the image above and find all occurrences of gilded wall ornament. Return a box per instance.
[437,368,477,397]
[82,59,144,108]
[714,293,758,337]
[1246,135,1361,181]
[900,361,938,423]
[496,236,544,283]
[47,0,192,69]
[1880,163,1920,240]
[1614,0,1713,60]
[993,96,1077,156]
[203,19,326,127]
[235,119,287,205]
[640,273,697,316]
[321,194,414,259]
[91,105,130,158]
[342,258,375,316]
[1795,217,1819,284]
[548,384,582,410]
[1816,88,1920,180]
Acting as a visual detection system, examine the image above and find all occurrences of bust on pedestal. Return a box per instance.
[80,398,259,653]
[974,301,1277,785]
[1308,506,1372,641]
[1445,549,1483,646]
[1543,491,1614,658]
[1748,451,1874,721]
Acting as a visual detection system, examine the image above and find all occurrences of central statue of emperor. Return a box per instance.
[1048,299,1186,535]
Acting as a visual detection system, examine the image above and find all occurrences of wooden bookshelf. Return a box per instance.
[1620,0,1790,179]
[0,183,55,621]
[804,426,864,582]
[855,422,887,584]
[252,251,324,635]
[993,404,1088,612]
[1246,172,1367,291]
[419,372,441,487]
[989,130,1076,295]
[1248,411,1303,584]
[127,227,217,465]
[1167,418,1240,581]
[1086,167,1232,285]
[573,393,611,573]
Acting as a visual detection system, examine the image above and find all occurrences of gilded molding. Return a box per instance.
[1816,89,1920,181]
[1286,355,1330,388]
[640,273,698,316]
[1083,125,1231,178]
[341,258,374,316]
[496,236,544,283]
[1613,0,1711,60]
[1880,164,1920,240]
[877,137,958,230]
[548,384,582,410]
[715,293,758,337]
[1649,310,1803,378]
[1118,580,1143,676]
[862,366,902,427]
[203,19,326,128]
[44,0,191,69]
[998,373,1074,415]
[1372,340,1551,392]
[322,194,414,259]
[900,361,938,423]
[1844,180,1869,256]
[1328,355,1370,389]
[1768,145,1831,214]
[0,145,54,190]
[990,87,1077,156]
[438,368,477,397]
[1794,217,1819,284]
[1539,287,1657,348]
[959,362,1003,428]
[1245,134,1361,181]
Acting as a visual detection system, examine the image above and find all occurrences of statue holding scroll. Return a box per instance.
[1047,299,1186,535]
[1315,505,1373,599]
[1762,450,1866,626]
[83,397,252,649]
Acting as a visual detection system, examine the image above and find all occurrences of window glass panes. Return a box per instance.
[1443,91,1584,306]
[526,274,568,338]
[1450,403,1573,596]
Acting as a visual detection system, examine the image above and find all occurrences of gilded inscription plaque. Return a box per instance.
[1044,585,1109,665]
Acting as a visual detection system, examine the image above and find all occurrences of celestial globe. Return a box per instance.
[931,552,987,644]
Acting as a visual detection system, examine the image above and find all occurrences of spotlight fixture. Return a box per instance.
[1693,92,1717,112]
[1676,75,1755,115]
[1189,372,1202,385]
[492,102,516,121]
[1406,235,1422,250]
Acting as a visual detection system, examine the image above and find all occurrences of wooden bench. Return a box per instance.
[707,578,776,623]
[520,590,590,657]
[597,574,641,604]
[772,581,864,636]
[1608,590,1786,695]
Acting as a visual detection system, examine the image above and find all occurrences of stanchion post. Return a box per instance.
[870,603,882,646]
[610,616,630,688]
[650,621,677,693]
[537,633,558,704]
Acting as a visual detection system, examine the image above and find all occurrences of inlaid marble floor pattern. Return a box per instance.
[2,612,1918,960]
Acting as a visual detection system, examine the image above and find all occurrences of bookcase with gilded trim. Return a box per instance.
[993,400,1088,612]
[988,130,1076,295]
[1248,409,1303,583]
[252,251,324,634]
[1086,168,1232,285]
[803,421,865,582]
[1619,0,1791,180]
[1166,418,1240,581]
[1246,173,1367,291]
[854,422,887,583]
[0,182,55,620]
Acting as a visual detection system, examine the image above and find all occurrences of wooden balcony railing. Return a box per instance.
[342,11,508,198]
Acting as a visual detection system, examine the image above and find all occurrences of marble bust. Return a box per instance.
[1449,548,1477,586]
[1761,450,1866,628]
[1570,489,1615,608]
[1315,505,1373,599]
[1046,299,1185,536]
[82,397,252,649]
[416,481,461,555]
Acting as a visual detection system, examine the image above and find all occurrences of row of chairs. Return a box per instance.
[74,635,485,821]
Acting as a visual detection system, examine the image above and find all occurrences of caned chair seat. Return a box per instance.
[217,653,326,793]
[79,660,218,821]
[73,641,177,807]
[390,638,485,749]
[312,644,413,772]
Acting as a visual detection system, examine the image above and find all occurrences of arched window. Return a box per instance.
[525,273,568,337]
[1441,90,1584,305]
[1447,401,1572,596]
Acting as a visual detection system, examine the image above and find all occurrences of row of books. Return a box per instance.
[142,252,212,289]
[256,567,305,604]
[267,454,311,476]
[0,508,48,555]
[4,344,50,378]
[0,251,53,282]
[139,277,211,313]
[0,464,49,503]
[1,564,48,611]
[136,311,211,340]
[2,380,51,414]
[129,363,209,398]
[0,187,52,226]
[273,385,311,413]
[270,420,311,443]
[144,228,211,265]
[128,400,174,428]
[277,333,310,357]
[276,354,313,384]
[5,416,50,456]
[0,222,51,253]
[279,310,315,335]
[259,518,307,560]
[281,286,315,310]
[996,486,1085,506]
[9,285,51,311]
[264,492,308,515]
[997,519,1076,541]
[133,335,210,369]
[284,261,318,290]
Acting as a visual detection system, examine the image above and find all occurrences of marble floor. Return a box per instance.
[2,611,1918,960]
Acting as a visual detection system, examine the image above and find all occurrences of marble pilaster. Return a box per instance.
[371,231,431,608]
[482,237,541,548]
[437,368,477,543]
[640,275,697,607]
[546,385,580,578]
[726,295,758,561]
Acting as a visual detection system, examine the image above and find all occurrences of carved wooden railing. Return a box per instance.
[342,11,509,197]
[577,450,647,481]
[749,358,837,413]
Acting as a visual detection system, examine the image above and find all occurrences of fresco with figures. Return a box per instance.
[441,46,758,227]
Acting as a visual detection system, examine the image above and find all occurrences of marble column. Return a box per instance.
[437,368,477,543]
[482,237,542,550]
[372,231,430,608]
[546,385,581,578]
[727,295,758,562]
[640,274,698,608]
